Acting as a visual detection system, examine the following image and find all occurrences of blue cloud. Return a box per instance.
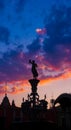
[27,37,41,54]
[0,1,5,11]
[15,0,27,13]
[0,26,10,44]
[0,47,28,82]
[43,5,71,67]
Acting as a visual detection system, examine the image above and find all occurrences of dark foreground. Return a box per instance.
[9,121,70,130]
[0,119,70,130]
[10,122,57,130]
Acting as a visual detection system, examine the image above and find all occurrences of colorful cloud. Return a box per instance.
[0,3,71,96]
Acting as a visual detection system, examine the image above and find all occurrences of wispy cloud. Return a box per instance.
[0,4,71,95]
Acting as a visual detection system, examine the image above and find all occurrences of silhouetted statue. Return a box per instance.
[29,59,38,78]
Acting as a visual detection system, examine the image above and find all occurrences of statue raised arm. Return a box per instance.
[29,59,38,79]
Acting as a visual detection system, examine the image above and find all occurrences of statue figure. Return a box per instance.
[29,59,38,79]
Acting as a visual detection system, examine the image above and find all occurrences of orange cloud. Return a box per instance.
[61,71,71,79]
[0,80,29,95]
[9,85,25,94]
[0,69,71,95]
[39,70,71,86]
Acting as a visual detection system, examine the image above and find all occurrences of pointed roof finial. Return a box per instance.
[4,82,8,96]
[44,94,46,100]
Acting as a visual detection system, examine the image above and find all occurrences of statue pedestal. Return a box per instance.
[28,79,40,108]
[29,79,40,93]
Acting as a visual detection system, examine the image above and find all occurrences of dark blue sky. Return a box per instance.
[0,0,70,52]
[0,0,54,52]
[0,0,71,95]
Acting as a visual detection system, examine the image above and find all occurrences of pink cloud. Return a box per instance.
[36,28,46,35]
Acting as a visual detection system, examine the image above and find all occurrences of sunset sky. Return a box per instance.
[0,0,71,107]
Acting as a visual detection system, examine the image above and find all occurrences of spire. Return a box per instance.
[4,82,8,96]
[12,100,15,107]
[1,93,10,107]
[50,93,55,108]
